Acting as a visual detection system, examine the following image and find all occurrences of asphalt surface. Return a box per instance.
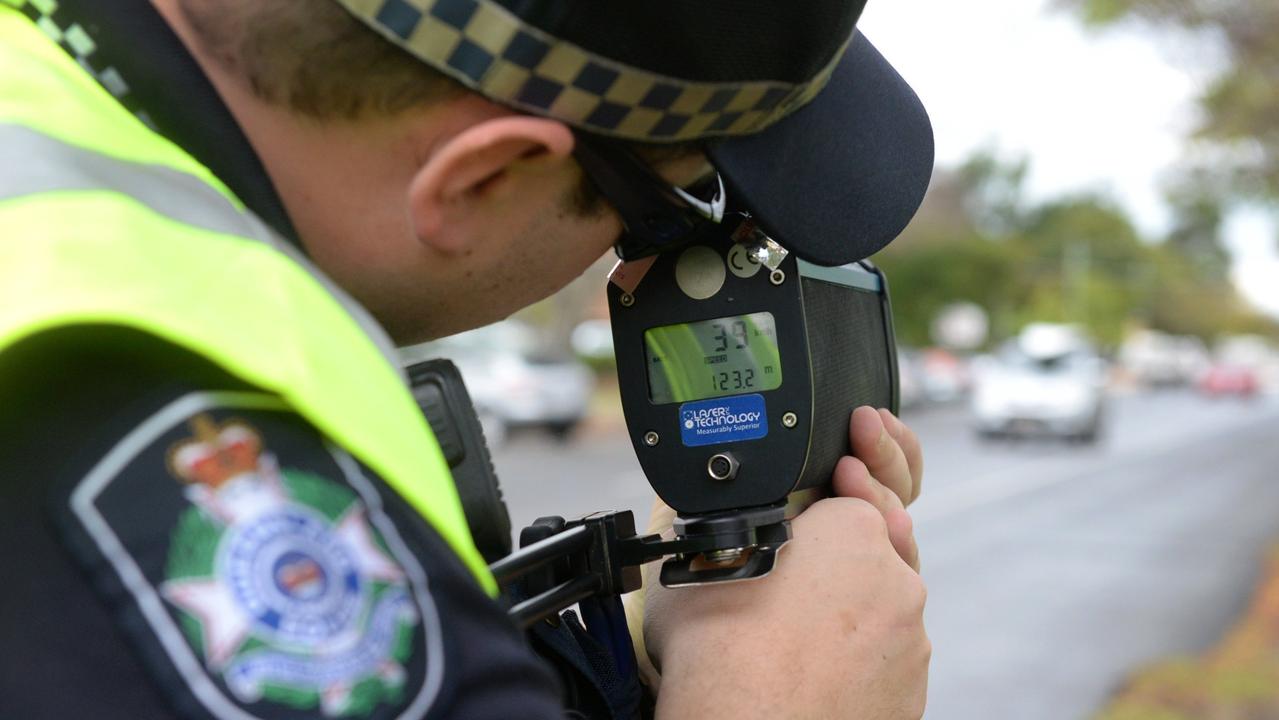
[491,389,1279,719]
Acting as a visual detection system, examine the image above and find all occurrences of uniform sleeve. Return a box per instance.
[0,326,565,720]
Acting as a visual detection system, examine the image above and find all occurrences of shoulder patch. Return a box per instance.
[64,391,444,720]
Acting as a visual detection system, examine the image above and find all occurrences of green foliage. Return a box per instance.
[876,233,1025,346]
[1092,653,1279,719]
[1094,703,1195,720]
[876,153,1277,348]
[1059,0,1279,203]
[1075,0,1134,26]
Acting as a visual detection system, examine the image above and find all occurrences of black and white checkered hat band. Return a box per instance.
[338,0,848,142]
[6,0,155,125]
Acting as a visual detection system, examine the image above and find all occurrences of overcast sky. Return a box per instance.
[859,0,1279,317]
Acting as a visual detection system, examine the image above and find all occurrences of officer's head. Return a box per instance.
[161,0,932,342]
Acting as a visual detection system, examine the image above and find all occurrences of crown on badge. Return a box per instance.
[167,415,262,488]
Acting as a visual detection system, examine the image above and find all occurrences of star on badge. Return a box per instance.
[159,416,421,716]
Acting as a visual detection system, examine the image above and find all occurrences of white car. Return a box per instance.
[403,321,595,444]
[1119,330,1209,388]
[972,324,1107,443]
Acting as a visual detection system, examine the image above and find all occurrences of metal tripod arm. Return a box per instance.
[489,506,794,627]
[490,512,644,628]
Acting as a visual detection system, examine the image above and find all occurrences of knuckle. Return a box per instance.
[884,480,908,509]
[894,569,927,607]
[837,455,869,482]
[885,410,907,441]
[839,496,886,526]
[810,497,886,536]
[914,578,929,609]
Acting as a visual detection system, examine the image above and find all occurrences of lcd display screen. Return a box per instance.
[644,312,783,404]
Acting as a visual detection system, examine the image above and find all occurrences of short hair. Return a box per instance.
[177,0,466,119]
[178,0,701,215]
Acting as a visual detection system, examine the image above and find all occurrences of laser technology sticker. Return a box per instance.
[679,394,769,447]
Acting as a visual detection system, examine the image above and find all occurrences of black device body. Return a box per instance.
[608,238,899,517]
[407,358,513,564]
[410,226,901,616]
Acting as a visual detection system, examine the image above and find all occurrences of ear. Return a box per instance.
[408,116,575,255]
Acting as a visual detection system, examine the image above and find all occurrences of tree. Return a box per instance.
[1011,195,1151,345]
[875,151,1278,348]
[1059,0,1279,203]
[874,152,1029,346]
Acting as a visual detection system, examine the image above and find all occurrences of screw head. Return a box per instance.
[620,292,635,307]
[643,431,660,446]
[769,269,786,286]
[782,412,798,428]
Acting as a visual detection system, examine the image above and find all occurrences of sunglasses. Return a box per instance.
[572,131,727,261]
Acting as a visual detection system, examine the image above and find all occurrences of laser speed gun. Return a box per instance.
[414,214,899,625]
[607,215,899,586]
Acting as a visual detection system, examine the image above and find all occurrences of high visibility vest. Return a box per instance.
[0,6,496,594]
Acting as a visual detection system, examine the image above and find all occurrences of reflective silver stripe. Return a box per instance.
[0,122,407,378]
[0,123,250,236]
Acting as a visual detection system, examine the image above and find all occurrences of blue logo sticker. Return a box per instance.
[679,394,769,447]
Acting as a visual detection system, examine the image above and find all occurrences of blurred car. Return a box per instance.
[972,324,1107,443]
[570,318,615,362]
[918,347,971,403]
[1173,336,1212,385]
[897,348,924,411]
[1119,330,1210,388]
[404,321,595,443]
[1198,364,1259,398]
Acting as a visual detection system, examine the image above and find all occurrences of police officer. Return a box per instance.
[0,0,933,718]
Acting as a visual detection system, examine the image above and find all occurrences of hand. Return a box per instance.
[627,407,929,686]
[647,498,931,719]
[833,407,924,570]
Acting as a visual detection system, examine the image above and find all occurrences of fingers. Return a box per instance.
[849,406,915,507]
[833,454,921,572]
[832,455,905,517]
[877,408,924,504]
[821,466,921,572]
[884,508,920,572]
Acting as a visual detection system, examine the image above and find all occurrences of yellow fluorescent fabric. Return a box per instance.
[0,9,496,593]
[0,7,240,205]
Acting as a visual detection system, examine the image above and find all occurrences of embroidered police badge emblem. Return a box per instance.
[64,392,444,720]
[161,415,420,716]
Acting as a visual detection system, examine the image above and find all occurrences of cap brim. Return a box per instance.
[707,32,934,266]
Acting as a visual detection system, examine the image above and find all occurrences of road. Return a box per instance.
[491,390,1279,719]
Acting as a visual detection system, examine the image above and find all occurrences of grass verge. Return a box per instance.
[1095,546,1279,720]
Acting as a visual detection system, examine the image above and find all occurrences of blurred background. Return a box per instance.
[406,1,1279,717]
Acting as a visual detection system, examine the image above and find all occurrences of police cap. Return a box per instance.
[335,0,934,265]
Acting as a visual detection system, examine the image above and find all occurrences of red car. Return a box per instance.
[1198,364,1259,397]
